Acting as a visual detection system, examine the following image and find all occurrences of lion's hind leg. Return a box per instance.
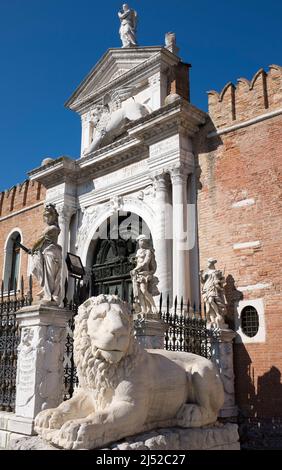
[175,362,223,428]
[176,403,218,428]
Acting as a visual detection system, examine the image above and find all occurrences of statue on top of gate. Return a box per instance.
[118,4,138,48]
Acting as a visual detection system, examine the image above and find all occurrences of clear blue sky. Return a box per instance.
[0,0,281,190]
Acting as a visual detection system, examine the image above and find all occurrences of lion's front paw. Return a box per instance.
[35,409,65,432]
[50,419,101,450]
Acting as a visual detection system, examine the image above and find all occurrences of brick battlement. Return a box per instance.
[0,180,45,218]
[208,64,282,129]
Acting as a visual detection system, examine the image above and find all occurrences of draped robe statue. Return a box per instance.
[200,259,228,328]
[118,4,137,48]
[31,204,63,306]
[130,235,159,317]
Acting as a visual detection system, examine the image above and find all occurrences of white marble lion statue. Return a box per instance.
[35,295,224,450]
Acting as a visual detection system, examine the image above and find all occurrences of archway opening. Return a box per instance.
[90,211,151,302]
[4,232,21,291]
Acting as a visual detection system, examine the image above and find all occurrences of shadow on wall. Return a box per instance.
[234,344,282,449]
[193,116,223,192]
[224,274,244,330]
[223,274,282,447]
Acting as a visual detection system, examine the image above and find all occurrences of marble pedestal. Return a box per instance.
[134,315,168,349]
[211,328,238,418]
[13,303,73,436]
[11,423,240,450]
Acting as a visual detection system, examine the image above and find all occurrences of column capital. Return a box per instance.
[151,172,170,192]
[57,204,76,224]
[169,165,189,185]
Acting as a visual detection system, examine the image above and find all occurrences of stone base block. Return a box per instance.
[10,423,240,451]
[0,412,36,449]
[134,318,168,349]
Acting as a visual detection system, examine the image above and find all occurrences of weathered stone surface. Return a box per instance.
[11,436,60,451]
[10,424,240,451]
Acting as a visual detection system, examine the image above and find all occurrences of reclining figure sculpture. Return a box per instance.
[35,295,224,450]
[83,99,149,155]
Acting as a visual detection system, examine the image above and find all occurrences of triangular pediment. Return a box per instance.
[65,46,172,112]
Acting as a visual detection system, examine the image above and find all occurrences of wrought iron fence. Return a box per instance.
[63,285,218,399]
[63,279,86,400]
[160,295,218,359]
[0,276,33,412]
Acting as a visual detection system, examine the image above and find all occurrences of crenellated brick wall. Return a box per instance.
[0,180,46,295]
[208,65,282,128]
[196,63,282,419]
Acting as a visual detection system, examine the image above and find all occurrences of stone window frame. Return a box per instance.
[235,298,266,344]
[2,228,23,293]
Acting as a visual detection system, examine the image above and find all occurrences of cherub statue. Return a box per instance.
[118,4,138,48]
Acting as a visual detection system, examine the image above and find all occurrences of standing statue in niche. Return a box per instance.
[118,4,138,48]
[200,258,228,329]
[30,204,63,306]
[130,235,159,317]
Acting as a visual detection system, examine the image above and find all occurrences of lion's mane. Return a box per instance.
[73,295,141,408]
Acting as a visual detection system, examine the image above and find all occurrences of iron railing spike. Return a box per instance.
[21,276,24,299]
[159,293,163,314]
[14,278,17,300]
[29,275,33,303]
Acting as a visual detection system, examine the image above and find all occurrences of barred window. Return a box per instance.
[241,306,259,338]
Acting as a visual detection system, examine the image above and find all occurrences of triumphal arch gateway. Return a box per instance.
[29,39,206,307]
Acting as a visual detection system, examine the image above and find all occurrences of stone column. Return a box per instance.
[80,112,94,157]
[153,173,171,300]
[170,167,191,305]
[211,328,238,418]
[11,304,72,436]
[58,205,76,300]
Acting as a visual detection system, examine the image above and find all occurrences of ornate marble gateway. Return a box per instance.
[29,35,206,306]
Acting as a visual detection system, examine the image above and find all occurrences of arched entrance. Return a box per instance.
[91,212,151,302]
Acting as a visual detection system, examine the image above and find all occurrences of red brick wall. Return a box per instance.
[196,66,282,418]
[0,180,46,296]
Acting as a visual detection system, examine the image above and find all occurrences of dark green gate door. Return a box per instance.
[91,237,136,302]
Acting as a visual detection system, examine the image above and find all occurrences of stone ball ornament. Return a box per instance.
[35,295,224,450]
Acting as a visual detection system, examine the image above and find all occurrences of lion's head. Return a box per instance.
[73,295,140,400]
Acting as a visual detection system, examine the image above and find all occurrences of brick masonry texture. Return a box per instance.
[0,181,46,296]
[196,66,282,418]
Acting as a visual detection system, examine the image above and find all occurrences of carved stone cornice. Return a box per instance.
[28,101,205,190]
[28,157,77,188]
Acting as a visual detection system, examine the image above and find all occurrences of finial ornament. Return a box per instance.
[165,32,179,55]
[118,4,138,48]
